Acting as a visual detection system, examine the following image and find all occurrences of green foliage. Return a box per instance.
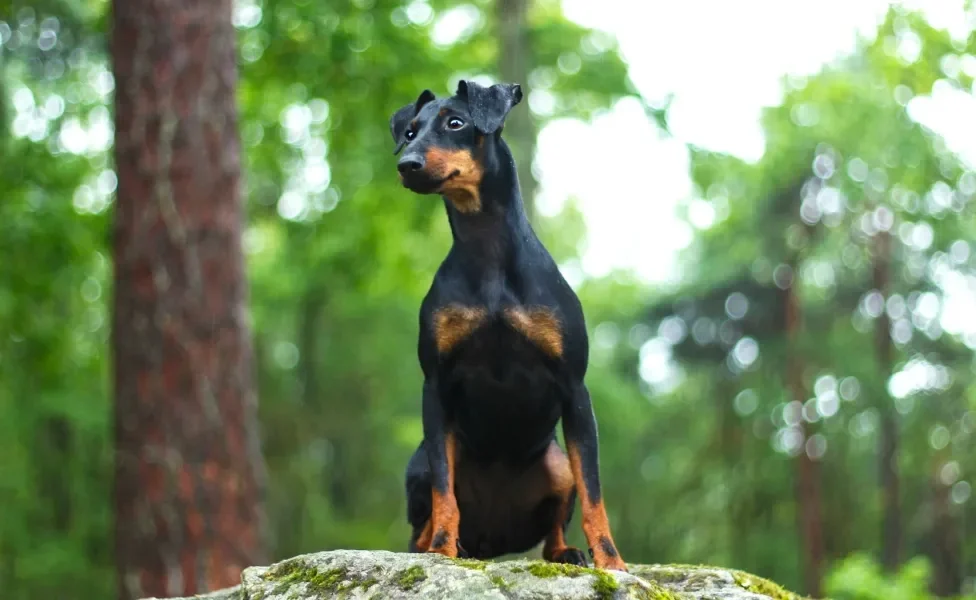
[825,554,976,600]
[1,1,975,599]
[0,0,638,598]
[0,4,112,598]
[639,4,976,595]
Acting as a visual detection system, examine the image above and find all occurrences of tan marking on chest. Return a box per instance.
[504,307,564,358]
[433,305,488,354]
[425,148,483,213]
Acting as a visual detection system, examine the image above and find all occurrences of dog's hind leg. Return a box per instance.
[540,441,588,566]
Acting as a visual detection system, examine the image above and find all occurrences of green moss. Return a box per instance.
[628,565,799,599]
[521,560,630,600]
[359,575,379,590]
[395,564,427,590]
[624,582,681,600]
[685,570,718,589]
[450,557,488,571]
[638,566,717,591]
[626,583,653,600]
[732,570,804,600]
[489,574,512,590]
[260,560,377,596]
[590,569,620,600]
[310,568,351,593]
[631,567,689,585]
[261,559,306,584]
[526,561,588,578]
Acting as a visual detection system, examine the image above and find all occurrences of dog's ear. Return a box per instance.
[455,80,522,135]
[390,89,436,154]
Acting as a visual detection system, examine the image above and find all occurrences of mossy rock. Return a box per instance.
[140,549,811,599]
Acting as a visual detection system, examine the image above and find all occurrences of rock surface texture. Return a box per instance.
[141,549,809,600]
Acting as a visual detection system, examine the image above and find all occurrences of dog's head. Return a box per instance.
[389,80,522,210]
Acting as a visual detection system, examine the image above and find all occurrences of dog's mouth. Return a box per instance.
[437,170,461,187]
[401,169,460,194]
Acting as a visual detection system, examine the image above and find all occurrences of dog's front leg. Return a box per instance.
[562,384,627,571]
[422,378,461,558]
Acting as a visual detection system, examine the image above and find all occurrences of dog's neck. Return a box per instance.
[442,136,533,271]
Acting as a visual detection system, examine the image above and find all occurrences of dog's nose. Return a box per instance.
[397,154,425,174]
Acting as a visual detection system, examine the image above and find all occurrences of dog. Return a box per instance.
[392,79,627,572]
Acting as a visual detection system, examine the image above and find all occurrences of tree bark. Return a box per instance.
[496,0,537,223]
[872,230,902,572]
[784,275,825,598]
[111,1,267,598]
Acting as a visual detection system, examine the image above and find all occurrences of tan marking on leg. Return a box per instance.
[567,444,627,571]
[415,519,433,552]
[428,432,460,558]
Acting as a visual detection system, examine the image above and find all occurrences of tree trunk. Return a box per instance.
[496,0,537,223]
[39,417,73,531]
[872,230,902,571]
[296,286,351,515]
[298,286,325,412]
[784,276,825,598]
[930,450,962,596]
[717,371,743,566]
[111,1,267,598]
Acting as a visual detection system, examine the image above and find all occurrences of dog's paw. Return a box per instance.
[591,553,627,572]
[549,547,588,566]
[426,545,458,559]
[426,528,460,558]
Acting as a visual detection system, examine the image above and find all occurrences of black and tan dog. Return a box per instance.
[392,80,626,572]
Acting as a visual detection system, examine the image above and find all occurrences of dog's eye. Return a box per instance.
[447,117,465,130]
[405,129,416,140]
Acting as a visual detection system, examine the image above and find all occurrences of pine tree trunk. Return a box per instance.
[111,1,267,598]
[784,276,825,598]
[872,230,902,571]
[497,0,537,222]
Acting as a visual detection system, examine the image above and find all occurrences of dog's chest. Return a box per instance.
[432,302,563,360]
[436,303,566,459]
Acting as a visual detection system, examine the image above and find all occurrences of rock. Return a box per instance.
[141,549,808,600]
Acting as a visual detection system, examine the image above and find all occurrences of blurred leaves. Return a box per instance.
[3,0,642,596]
[1,0,975,599]
[637,4,976,595]
[824,554,968,600]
